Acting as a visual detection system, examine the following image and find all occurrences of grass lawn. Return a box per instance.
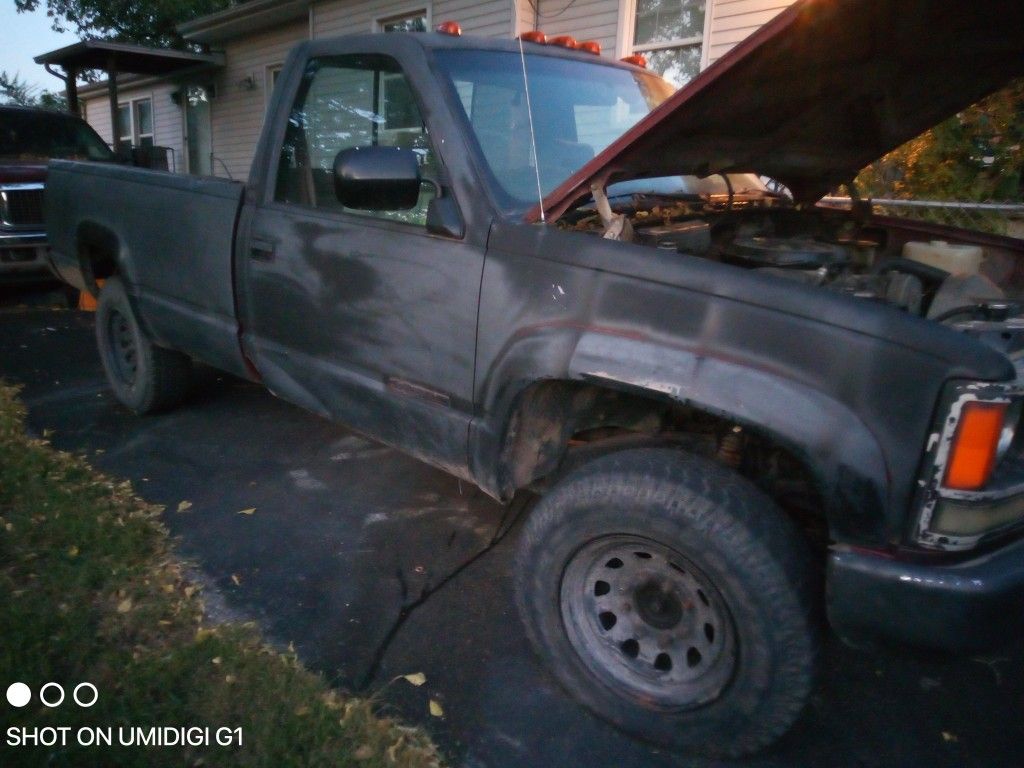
[0,380,443,768]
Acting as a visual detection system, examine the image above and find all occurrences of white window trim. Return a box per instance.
[699,2,713,71]
[117,94,155,147]
[373,5,431,33]
[265,63,284,110]
[615,0,713,71]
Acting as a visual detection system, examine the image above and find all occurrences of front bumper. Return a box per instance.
[0,230,52,284]
[827,536,1024,651]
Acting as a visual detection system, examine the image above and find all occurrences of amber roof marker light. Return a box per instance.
[943,400,1009,491]
[579,41,602,55]
[518,30,547,44]
[548,35,579,49]
[620,54,647,68]
[435,21,462,36]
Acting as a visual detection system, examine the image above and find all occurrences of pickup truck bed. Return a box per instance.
[47,161,249,379]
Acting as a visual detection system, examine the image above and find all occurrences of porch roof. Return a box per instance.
[34,41,224,76]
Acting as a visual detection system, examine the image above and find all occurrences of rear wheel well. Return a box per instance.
[500,380,829,549]
[76,223,121,295]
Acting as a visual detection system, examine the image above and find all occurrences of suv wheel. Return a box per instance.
[515,448,817,758]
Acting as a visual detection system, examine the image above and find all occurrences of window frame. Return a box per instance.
[373,7,430,34]
[116,103,132,147]
[270,53,440,229]
[116,95,155,148]
[616,0,713,81]
[133,97,155,148]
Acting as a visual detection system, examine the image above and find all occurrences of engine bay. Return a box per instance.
[562,191,1024,358]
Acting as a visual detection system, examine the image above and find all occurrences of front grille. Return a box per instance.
[1,187,45,228]
[0,248,40,263]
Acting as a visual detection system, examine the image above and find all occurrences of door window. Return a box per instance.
[185,85,213,176]
[273,55,437,226]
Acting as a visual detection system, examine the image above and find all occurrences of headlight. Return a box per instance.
[931,495,1024,536]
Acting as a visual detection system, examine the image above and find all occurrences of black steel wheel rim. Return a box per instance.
[560,535,737,709]
[106,308,138,387]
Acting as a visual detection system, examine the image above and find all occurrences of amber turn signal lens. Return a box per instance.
[943,401,1008,491]
[435,20,462,35]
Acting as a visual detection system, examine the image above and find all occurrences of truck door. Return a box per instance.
[239,52,482,477]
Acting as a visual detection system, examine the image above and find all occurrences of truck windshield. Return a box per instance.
[0,110,114,162]
[434,50,675,212]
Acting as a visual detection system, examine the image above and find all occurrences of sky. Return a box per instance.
[0,4,73,93]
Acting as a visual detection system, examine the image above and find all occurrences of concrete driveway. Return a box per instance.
[2,300,1023,768]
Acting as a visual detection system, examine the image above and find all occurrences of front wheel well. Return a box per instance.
[499,380,829,549]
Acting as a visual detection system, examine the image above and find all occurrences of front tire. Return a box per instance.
[95,276,193,414]
[515,448,817,758]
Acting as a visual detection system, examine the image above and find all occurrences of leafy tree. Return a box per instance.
[13,0,232,49]
[0,70,65,109]
[856,78,1024,203]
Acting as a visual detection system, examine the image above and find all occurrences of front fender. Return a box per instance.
[568,332,889,541]
[470,322,890,542]
[471,222,1012,547]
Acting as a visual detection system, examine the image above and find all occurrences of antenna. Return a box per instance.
[518,36,546,224]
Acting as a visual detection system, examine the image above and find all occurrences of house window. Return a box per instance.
[134,98,154,147]
[630,0,706,86]
[376,10,428,33]
[116,104,132,147]
[116,97,154,148]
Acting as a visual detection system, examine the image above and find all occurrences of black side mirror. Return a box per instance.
[333,146,421,211]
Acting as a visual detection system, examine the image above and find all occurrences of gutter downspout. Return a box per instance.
[44,63,79,116]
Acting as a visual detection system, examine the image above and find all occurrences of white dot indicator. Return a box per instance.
[6,682,31,708]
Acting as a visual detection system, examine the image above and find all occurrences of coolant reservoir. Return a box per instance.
[903,240,984,275]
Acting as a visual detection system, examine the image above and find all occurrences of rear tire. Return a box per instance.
[515,448,817,758]
[95,276,193,414]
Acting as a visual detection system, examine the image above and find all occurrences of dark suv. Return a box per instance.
[0,105,113,286]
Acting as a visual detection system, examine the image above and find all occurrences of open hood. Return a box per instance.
[532,0,1024,222]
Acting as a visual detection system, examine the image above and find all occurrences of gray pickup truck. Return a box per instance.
[46,0,1024,757]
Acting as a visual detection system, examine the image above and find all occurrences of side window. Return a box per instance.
[274,55,437,226]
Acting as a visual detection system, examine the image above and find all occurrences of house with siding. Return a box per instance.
[69,0,795,180]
